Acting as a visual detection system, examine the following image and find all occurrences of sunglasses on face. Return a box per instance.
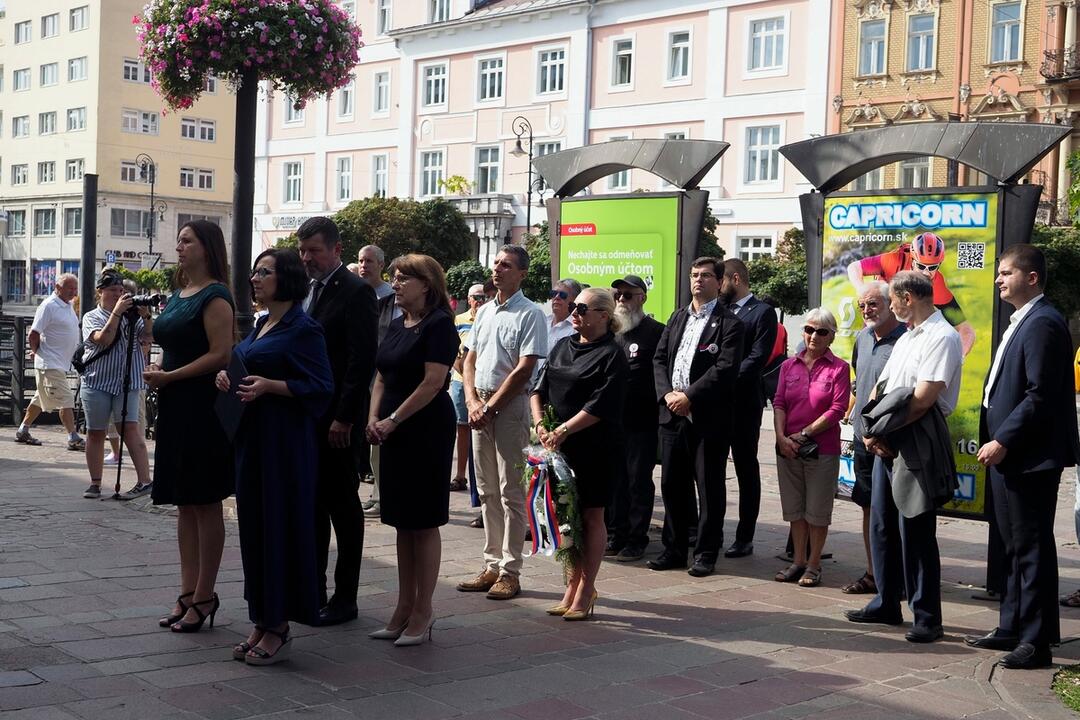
[250,268,275,278]
[470,294,487,302]
[570,303,598,316]
[613,291,643,301]
[803,326,831,337]
[550,290,569,300]
[913,261,940,273]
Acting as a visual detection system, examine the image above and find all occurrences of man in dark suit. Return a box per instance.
[648,257,743,577]
[296,217,378,626]
[719,258,777,558]
[966,244,1080,669]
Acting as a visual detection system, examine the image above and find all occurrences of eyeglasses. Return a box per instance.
[857,301,880,311]
[570,303,597,316]
[913,261,941,273]
[391,274,413,286]
[803,326,831,337]
[613,291,643,301]
[549,290,569,300]
[250,268,275,278]
[470,294,487,302]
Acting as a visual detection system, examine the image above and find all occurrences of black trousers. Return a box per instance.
[315,437,365,608]
[726,400,764,544]
[659,419,729,562]
[991,467,1061,647]
[607,427,658,549]
[866,456,942,629]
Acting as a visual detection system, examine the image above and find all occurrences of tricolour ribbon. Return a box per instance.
[524,453,561,557]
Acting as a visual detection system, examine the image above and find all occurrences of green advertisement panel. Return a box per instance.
[822,191,998,519]
[559,196,680,321]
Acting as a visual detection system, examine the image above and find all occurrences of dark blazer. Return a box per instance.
[730,295,778,407]
[982,297,1080,475]
[653,301,743,428]
[308,263,378,427]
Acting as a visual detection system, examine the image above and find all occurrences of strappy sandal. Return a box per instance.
[449,477,467,491]
[842,572,877,595]
[1061,589,1080,607]
[775,563,806,582]
[798,567,822,587]
[245,626,292,666]
[159,591,195,628]
[233,625,265,661]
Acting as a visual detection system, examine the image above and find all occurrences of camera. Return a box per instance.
[131,293,166,308]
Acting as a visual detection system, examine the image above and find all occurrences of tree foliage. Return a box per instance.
[746,227,809,316]
[445,260,490,300]
[697,205,725,260]
[523,221,552,303]
[107,266,171,293]
[1029,224,1080,319]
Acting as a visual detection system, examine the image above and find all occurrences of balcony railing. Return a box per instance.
[1041,45,1080,81]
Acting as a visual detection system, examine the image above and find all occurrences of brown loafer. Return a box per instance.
[486,574,520,600]
[456,569,499,592]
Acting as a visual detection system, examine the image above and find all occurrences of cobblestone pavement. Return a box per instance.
[1,421,1079,720]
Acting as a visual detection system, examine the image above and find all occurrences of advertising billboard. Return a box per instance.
[559,195,681,321]
[822,190,999,519]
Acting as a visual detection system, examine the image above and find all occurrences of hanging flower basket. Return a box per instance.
[134,0,362,111]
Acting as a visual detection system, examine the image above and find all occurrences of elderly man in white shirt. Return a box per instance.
[845,270,963,645]
[16,273,85,451]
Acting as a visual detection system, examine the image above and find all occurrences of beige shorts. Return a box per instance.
[777,454,840,527]
[30,369,75,412]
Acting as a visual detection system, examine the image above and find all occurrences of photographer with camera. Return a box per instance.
[79,269,154,500]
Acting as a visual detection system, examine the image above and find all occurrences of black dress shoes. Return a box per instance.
[905,625,944,643]
[999,643,1053,669]
[724,541,753,558]
[687,558,716,577]
[963,630,1019,651]
[646,552,687,571]
[844,607,903,625]
[316,603,358,627]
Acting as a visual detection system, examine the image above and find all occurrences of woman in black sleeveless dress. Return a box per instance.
[144,220,235,633]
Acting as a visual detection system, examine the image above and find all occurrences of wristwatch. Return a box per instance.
[798,429,809,440]
[482,403,496,416]
[388,412,400,424]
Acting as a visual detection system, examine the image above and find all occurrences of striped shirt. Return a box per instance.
[80,307,147,394]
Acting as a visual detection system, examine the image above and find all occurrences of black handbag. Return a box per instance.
[796,438,820,460]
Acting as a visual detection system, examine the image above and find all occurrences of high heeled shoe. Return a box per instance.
[393,620,435,646]
[170,593,219,633]
[562,592,598,621]
[159,591,194,628]
[233,625,265,661]
[546,603,570,616]
[369,625,407,640]
[245,626,292,666]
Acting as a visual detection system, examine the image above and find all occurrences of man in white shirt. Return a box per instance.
[846,271,962,644]
[16,274,85,451]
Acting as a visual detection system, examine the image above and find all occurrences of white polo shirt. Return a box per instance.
[466,289,547,392]
[878,309,963,416]
[30,294,81,371]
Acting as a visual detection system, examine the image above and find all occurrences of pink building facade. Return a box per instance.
[253,0,832,262]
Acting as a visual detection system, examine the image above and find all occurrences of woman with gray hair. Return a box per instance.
[771,307,850,587]
[547,278,582,349]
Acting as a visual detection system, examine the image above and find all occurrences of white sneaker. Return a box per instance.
[103,453,119,465]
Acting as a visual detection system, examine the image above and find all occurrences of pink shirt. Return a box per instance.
[772,349,851,455]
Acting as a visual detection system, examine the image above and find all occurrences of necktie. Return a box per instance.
[308,279,324,313]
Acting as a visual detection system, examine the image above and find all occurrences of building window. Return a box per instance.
[9,211,26,236]
[198,169,214,190]
[535,141,562,191]
[859,20,887,76]
[204,75,218,93]
[607,136,629,190]
[478,57,504,101]
[122,58,151,83]
[338,77,355,118]
[14,68,31,92]
[33,261,58,297]
[373,154,388,198]
[65,208,82,236]
[907,14,935,71]
[110,209,152,238]
[667,31,690,82]
[336,157,353,201]
[420,150,444,196]
[738,235,775,261]
[430,0,449,22]
[66,159,84,182]
[180,117,216,141]
[475,147,500,193]
[68,57,88,82]
[422,63,447,107]
[612,38,634,87]
[121,161,140,183]
[284,162,303,203]
[744,125,781,184]
[284,98,304,124]
[991,2,1022,63]
[854,167,883,191]
[39,112,57,135]
[41,14,59,38]
[122,109,159,135]
[12,116,29,138]
[177,213,222,227]
[199,119,216,141]
[341,1,355,18]
[38,162,56,184]
[899,158,930,188]
[15,21,32,44]
[70,6,89,32]
[34,209,56,236]
[378,0,392,33]
[180,167,195,188]
[373,71,390,114]
[181,118,197,139]
[5,261,28,304]
[40,63,59,87]
[67,107,86,131]
[538,48,566,94]
[749,17,786,71]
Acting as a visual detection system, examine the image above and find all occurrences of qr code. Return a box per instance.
[956,242,985,270]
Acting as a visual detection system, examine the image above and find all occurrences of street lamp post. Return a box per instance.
[136,153,167,269]
[509,116,534,232]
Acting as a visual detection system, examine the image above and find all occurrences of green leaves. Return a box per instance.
[746,227,809,316]
[1030,224,1080,319]
[445,260,489,299]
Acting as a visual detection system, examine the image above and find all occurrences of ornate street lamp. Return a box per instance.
[136,154,167,269]
[509,116,535,231]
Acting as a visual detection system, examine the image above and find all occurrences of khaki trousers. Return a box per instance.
[472,394,529,577]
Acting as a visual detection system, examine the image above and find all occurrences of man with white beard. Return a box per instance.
[605,275,666,561]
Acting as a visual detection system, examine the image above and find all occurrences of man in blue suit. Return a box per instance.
[966,244,1080,669]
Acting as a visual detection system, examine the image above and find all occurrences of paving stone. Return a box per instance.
[0,670,42,688]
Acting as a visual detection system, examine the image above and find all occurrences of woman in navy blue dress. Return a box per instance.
[215,248,333,666]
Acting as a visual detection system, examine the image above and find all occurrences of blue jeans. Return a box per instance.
[449,380,480,507]
[82,386,142,431]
